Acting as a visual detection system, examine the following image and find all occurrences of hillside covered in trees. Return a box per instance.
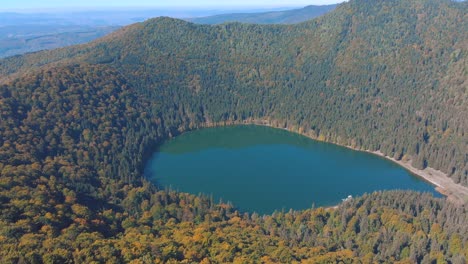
[0,0,467,262]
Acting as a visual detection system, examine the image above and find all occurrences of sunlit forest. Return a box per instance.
[0,0,467,262]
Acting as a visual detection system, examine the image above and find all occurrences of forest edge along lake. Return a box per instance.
[145,125,452,214]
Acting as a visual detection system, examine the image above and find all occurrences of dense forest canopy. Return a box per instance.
[0,0,467,262]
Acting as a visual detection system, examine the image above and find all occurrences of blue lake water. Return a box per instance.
[145,125,440,214]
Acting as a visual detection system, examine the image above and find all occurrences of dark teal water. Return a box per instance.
[145,125,440,214]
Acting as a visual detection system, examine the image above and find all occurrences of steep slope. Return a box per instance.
[187,4,338,24]
[0,0,467,262]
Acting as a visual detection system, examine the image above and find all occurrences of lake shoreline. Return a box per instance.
[364,150,468,205]
[198,119,468,206]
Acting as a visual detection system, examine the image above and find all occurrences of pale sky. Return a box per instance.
[1,0,344,10]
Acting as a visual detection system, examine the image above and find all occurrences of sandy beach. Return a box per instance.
[366,150,468,205]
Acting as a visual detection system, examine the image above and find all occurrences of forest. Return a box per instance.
[0,0,467,262]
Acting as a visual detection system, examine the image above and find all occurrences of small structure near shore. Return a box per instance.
[342,195,353,202]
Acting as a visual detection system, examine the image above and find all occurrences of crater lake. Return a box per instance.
[145,125,441,214]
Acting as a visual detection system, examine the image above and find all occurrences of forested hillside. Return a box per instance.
[0,0,467,262]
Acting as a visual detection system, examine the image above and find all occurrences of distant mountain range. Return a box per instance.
[0,5,338,58]
[0,25,118,58]
[188,4,338,24]
[0,9,250,26]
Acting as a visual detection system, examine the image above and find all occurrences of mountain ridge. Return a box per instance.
[187,4,338,25]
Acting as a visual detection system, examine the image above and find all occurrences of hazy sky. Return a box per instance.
[1,0,344,10]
